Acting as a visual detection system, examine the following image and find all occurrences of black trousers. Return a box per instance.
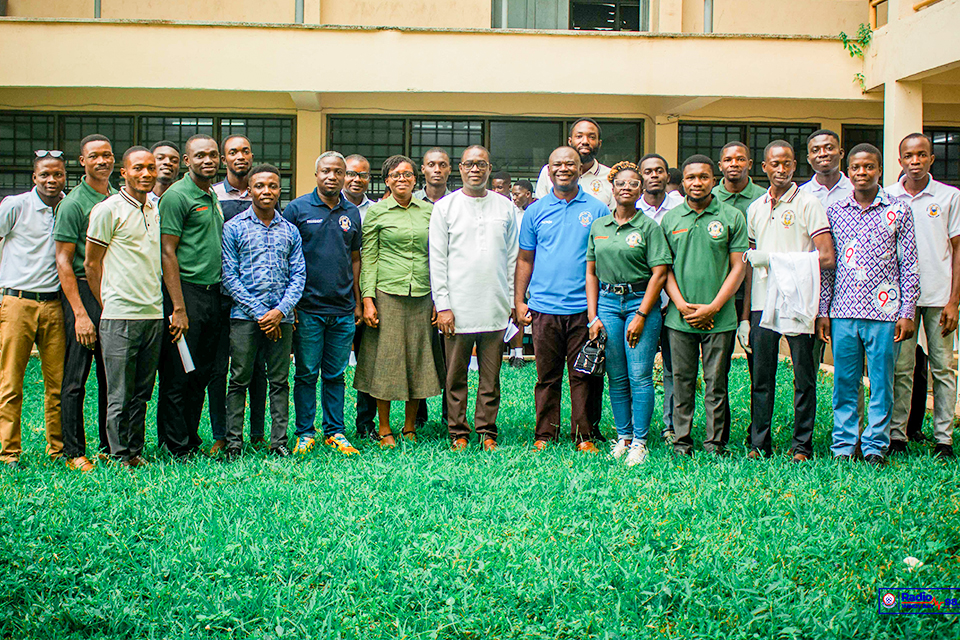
[60,279,109,458]
[748,312,817,456]
[208,294,266,441]
[353,322,377,436]
[156,282,224,457]
[907,346,927,440]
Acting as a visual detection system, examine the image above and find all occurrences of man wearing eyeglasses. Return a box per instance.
[53,134,115,466]
[84,147,164,469]
[342,154,376,439]
[515,146,610,453]
[0,150,68,469]
[430,146,519,451]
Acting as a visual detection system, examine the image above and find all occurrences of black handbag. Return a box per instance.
[574,332,606,377]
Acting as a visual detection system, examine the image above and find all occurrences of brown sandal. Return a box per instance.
[375,432,397,449]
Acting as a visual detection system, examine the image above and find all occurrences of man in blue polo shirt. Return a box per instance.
[282,151,362,456]
[515,146,609,453]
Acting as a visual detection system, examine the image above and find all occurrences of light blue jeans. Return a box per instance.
[597,290,662,443]
[831,318,899,457]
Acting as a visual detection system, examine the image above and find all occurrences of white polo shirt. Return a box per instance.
[799,173,854,210]
[535,161,614,211]
[637,190,684,225]
[886,176,960,308]
[86,189,163,320]
[747,183,830,312]
[0,187,61,293]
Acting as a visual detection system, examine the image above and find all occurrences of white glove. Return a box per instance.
[737,320,752,354]
[745,249,770,268]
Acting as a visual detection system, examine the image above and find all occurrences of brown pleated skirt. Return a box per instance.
[353,290,444,401]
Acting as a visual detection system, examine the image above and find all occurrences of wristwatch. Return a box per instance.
[635,310,648,318]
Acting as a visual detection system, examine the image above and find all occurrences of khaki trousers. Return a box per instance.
[0,295,66,462]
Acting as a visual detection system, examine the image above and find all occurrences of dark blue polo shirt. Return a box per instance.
[282,190,362,316]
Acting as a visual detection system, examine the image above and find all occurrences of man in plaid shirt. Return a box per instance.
[220,164,305,459]
[816,144,919,466]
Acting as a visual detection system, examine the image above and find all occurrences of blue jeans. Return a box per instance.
[597,290,662,443]
[831,318,899,457]
[292,311,356,439]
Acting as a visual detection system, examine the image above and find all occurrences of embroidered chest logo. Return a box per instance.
[780,210,795,228]
[578,211,594,227]
[625,231,642,248]
[928,203,941,218]
[339,215,352,231]
[590,179,602,195]
[706,221,724,239]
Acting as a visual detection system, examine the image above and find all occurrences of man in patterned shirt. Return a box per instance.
[816,143,919,466]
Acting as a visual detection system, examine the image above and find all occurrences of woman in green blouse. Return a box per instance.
[586,161,672,466]
[354,155,444,447]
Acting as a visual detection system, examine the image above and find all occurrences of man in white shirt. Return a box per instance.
[800,129,854,209]
[636,153,684,444]
[343,154,373,221]
[85,147,164,469]
[0,151,68,469]
[741,140,835,462]
[887,132,960,459]
[535,118,614,211]
[430,145,519,451]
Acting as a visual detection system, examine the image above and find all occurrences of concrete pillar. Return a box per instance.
[296,110,322,196]
[883,80,923,186]
[655,117,679,167]
[657,0,683,32]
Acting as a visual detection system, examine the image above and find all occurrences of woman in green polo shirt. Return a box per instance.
[354,155,444,448]
[586,161,673,466]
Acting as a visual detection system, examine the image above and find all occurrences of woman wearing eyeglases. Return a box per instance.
[585,161,673,466]
[353,155,444,447]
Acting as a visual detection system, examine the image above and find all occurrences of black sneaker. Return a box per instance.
[271,445,292,458]
[933,443,955,459]
[509,355,526,369]
[887,439,908,455]
[864,454,886,467]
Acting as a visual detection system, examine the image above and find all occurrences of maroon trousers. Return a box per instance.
[530,310,603,443]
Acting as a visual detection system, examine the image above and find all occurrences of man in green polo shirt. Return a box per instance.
[712,140,766,447]
[156,134,224,458]
[53,134,115,464]
[662,154,748,457]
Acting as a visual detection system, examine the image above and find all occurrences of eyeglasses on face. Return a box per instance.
[460,160,490,170]
[387,171,415,180]
[346,171,370,179]
[613,179,641,189]
[35,150,65,159]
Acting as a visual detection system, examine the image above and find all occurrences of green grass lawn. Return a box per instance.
[1,357,959,639]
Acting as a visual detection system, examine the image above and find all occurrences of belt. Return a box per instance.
[182,281,222,292]
[3,288,60,302]
[600,281,649,295]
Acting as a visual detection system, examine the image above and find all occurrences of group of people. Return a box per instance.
[0,117,955,471]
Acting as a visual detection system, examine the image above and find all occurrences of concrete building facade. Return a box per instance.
[0,0,958,200]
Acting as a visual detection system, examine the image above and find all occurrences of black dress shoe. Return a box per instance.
[864,454,886,467]
[933,443,955,459]
[887,439,908,455]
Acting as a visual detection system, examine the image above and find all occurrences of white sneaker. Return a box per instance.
[625,442,648,466]
[611,438,631,459]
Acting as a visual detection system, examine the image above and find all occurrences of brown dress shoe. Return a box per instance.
[249,436,266,449]
[123,456,148,468]
[482,438,497,451]
[577,441,600,454]
[209,439,228,454]
[451,437,469,451]
[746,450,762,460]
[532,440,549,452]
[791,452,810,463]
[66,456,95,471]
